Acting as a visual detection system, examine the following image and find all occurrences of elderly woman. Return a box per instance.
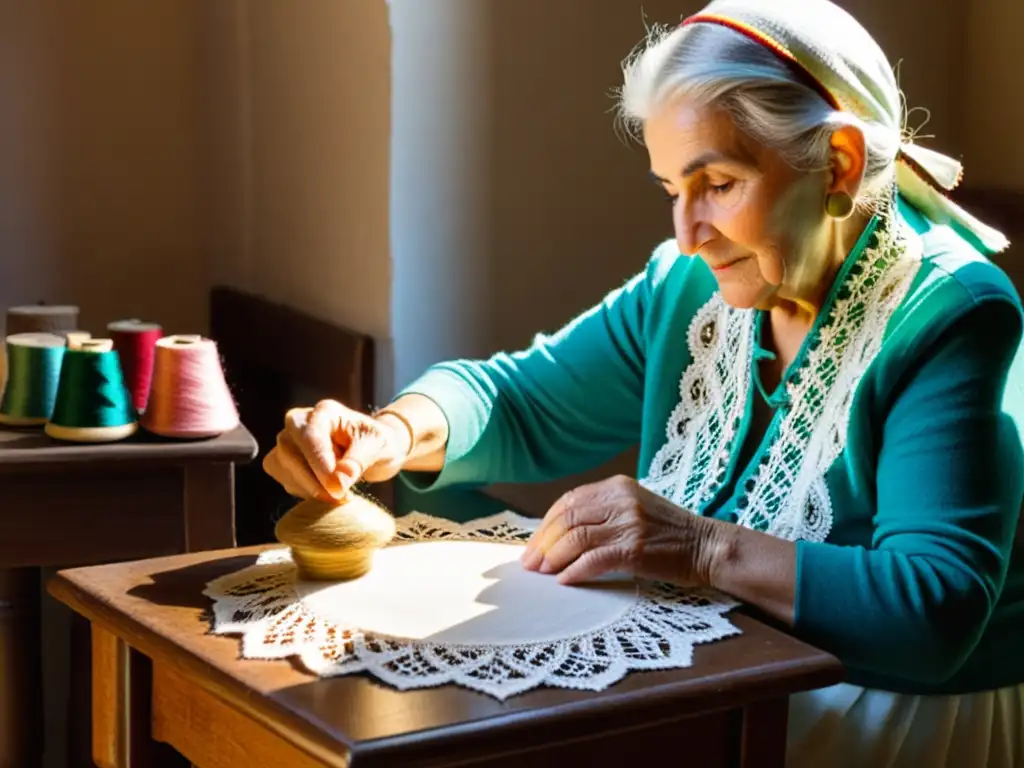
[264,0,1024,764]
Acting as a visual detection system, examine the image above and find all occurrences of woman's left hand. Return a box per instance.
[520,475,719,586]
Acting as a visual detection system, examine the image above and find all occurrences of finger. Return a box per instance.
[538,523,609,575]
[262,446,283,483]
[264,441,327,501]
[557,546,625,586]
[522,516,565,570]
[263,448,305,499]
[523,489,579,558]
[283,407,310,433]
[523,485,612,564]
[335,419,388,493]
[275,434,333,501]
[524,508,577,569]
[263,447,304,494]
[300,402,347,498]
[278,475,312,500]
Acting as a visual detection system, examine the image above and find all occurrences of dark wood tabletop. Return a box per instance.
[0,423,257,473]
[48,544,843,767]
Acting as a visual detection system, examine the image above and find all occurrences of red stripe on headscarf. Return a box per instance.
[680,14,841,111]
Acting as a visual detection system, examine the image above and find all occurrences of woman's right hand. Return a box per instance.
[262,400,413,502]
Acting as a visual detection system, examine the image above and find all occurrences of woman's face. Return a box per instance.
[643,98,836,311]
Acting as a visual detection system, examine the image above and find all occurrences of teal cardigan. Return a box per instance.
[397,197,1024,696]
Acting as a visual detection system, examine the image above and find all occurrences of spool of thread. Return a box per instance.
[0,333,66,426]
[275,495,397,581]
[107,319,163,412]
[141,335,238,438]
[44,339,138,443]
[6,305,80,336]
[2,306,79,392]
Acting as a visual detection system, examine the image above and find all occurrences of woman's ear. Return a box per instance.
[829,125,867,197]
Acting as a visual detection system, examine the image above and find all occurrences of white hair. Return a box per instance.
[616,23,903,202]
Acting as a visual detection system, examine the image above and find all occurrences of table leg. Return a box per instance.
[736,696,790,768]
[92,623,149,768]
[0,567,43,768]
[91,602,191,768]
[183,463,237,552]
[67,612,93,766]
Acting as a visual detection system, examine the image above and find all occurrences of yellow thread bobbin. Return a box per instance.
[275,495,397,582]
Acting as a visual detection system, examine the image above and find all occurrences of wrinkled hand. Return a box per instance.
[262,400,412,501]
[520,475,716,586]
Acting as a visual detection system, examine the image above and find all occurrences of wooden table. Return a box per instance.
[48,545,843,768]
[0,425,258,768]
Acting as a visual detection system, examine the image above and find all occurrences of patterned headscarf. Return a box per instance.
[681,0,1008,254]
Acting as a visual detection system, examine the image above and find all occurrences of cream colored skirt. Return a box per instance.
[787,682,1024,767]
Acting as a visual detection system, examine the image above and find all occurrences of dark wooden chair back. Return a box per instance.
[209,286,375,545]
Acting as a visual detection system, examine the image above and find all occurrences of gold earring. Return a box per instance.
[825,191,854,220]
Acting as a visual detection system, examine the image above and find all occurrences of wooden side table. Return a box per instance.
[49,545,843,768]
[0,425,258,768]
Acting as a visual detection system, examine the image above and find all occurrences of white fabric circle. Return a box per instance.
[295,540,640,645]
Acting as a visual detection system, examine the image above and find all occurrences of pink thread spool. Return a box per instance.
[141,335,239,439]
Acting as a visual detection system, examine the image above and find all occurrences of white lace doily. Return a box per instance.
[203,511,741,700]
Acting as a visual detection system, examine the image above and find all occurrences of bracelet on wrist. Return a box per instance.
[373,408,416,459]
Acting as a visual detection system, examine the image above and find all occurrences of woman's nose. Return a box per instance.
[674,198,711,256]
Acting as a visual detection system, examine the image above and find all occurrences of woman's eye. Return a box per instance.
[709,180,734,194]
[663,189,679,204]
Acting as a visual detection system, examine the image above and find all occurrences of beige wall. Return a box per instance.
[0,0,393,340]
[0,0,208,339]
[389,0,495,392]
[963,0,1024,189]
[0,2,58,326]
[200,0,393,399]
[204,1,392,345]
[486,0,686,354]
[840,0,968,156]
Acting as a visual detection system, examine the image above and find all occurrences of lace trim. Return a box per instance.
[641,212,922,542]
[641,295,755,510]
[204,511,741,700]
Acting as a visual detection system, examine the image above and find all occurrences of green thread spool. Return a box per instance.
[45,338,139,443]
[0,333,67,426]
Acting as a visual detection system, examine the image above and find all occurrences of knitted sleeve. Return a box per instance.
[394,245,678,492]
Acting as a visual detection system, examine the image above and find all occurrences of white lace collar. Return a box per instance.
[640,208,923,542]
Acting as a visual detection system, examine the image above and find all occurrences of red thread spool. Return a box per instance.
[108,319,162,412]
[141,335,239,439]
